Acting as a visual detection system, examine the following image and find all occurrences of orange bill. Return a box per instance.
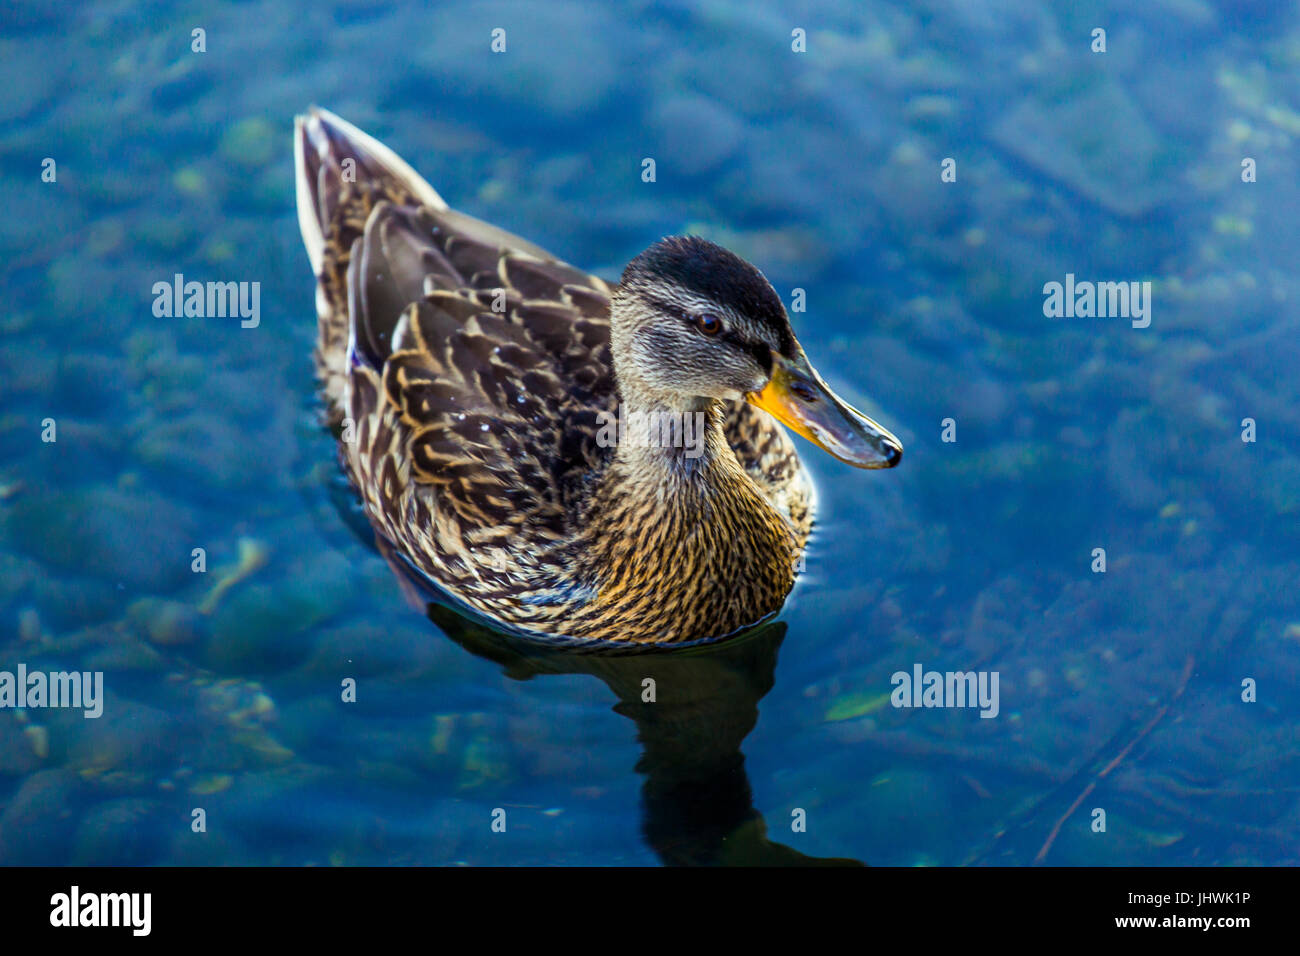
[746,350,902,469]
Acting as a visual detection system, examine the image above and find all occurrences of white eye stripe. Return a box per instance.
[642,285,779,348]
[657,285,741,321]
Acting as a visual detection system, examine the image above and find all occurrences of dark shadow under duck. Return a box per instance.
[295,107,901,646]
[374,535,863,866]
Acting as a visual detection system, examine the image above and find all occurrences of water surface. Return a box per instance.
[0,0,1297,865]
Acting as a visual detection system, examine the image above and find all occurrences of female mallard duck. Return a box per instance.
[295,108,901,646]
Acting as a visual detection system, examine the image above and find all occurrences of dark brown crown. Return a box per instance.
[622,236,796,358]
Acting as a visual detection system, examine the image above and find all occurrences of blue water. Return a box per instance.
[1,0,1297,866]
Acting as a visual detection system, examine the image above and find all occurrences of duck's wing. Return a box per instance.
[296,108,617,560]
[295,108,811,558]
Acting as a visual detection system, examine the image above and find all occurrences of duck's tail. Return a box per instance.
[294,107,447,276]
[293,108,449,419]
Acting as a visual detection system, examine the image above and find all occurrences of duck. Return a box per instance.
[294,107,902,646]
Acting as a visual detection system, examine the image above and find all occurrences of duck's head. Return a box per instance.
[611,236,902,469]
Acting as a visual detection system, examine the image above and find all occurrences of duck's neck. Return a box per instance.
[607,393,733,484]
[568,387,798,643]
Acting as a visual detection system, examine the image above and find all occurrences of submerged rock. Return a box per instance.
[65,697,181,774]
[73,798,164,866]
[406,1,623,126]
[0,715,42,776]
[127,597,205,646]
[991,76,1178,217]
[0,768,82,863]
[650,95,745,178]
[2,485,197,593]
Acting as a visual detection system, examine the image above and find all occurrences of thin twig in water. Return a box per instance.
[1032,655,1195,864]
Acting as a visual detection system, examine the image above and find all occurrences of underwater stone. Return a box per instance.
[127,597,204,646]
[65,697,179,774]
[408,1,621,125]
[72,798,164,866]
[0,39,60,122]
[135,413,274,492]
[650,96,745,177]
[1262,457,1300,516]
[991,77,1177,217]
[83,635,167,673]
[29,573,121,632]
[3,486,197,593]
[0,768,82,863]
[150,60,213,111]
[0,715,41,775]
[219,117,277,169]
[206,581,341,674]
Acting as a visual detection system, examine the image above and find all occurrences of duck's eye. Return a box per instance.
[693,313,723,336]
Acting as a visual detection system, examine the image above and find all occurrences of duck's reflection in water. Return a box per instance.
[413,579,864,867]
[330,487,864,864]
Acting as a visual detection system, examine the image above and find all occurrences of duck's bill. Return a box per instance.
[746,351,902,469]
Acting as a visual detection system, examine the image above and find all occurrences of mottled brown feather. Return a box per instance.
[297,110,813,644]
